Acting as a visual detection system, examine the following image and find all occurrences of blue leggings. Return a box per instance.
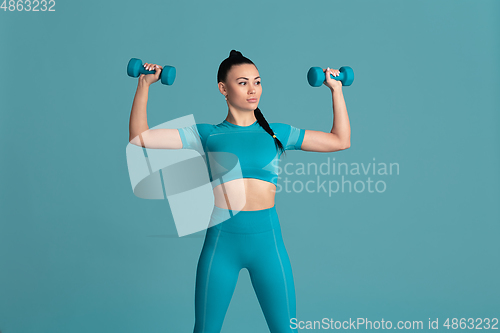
[193,205,297,333]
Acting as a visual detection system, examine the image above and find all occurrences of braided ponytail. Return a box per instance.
[218,50,286,157]
[254,107,286,157]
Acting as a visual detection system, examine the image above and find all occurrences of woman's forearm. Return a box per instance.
[129,81,150,142]
[330,88,351,147]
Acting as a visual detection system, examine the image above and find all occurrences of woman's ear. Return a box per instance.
[218,82,227,96]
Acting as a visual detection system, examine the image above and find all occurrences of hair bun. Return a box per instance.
[229,50,243,58]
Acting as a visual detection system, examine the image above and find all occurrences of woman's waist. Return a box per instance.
[212,178,276,210]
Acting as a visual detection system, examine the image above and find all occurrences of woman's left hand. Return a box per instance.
[323,67,343,92]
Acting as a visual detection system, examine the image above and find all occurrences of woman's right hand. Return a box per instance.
[139,62,163,86]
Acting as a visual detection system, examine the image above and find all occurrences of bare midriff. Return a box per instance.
[213,178,276,211]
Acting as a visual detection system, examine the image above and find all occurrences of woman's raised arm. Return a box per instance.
[128,63,183,149]
[301,67,351,152]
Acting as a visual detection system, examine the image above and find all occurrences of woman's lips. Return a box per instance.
[247,98,258,103]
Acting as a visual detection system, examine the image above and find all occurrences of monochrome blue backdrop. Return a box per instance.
[1,0,499,332]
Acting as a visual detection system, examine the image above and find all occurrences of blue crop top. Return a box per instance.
[177,119,305,188]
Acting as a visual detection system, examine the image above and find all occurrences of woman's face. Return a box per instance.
[220,63,262,112]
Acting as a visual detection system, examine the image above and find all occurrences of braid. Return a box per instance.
[254,107,286,157]
[218,50,286,157]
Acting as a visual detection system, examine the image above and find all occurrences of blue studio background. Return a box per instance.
[1,0,499,332]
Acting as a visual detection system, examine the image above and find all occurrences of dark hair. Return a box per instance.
[218,50,286,157]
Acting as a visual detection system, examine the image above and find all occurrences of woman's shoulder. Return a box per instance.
[269,122,297,134]
[269,122,289,129]
[195,123,216,131]
[269,122,305,150]
[194,123,217,141]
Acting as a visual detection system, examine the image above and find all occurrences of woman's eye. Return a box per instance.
[238,81,260,85]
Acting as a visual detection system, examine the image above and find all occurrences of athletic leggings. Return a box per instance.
[193,204,297,333]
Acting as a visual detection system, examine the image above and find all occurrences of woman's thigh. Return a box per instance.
[246,229,297,332]
[194,228,244,332]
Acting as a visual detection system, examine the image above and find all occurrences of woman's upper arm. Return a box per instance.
[271,123,305,151]
[301,130,349,152]
[128,128,183,149]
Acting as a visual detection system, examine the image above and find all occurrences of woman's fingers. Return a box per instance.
[143,62,160,71]
[154,65,162,77]
[324,67,340,77]
[322,67,342,89]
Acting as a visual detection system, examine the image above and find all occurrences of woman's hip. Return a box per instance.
[207,204,281,234]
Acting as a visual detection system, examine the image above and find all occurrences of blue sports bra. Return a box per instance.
[177,119,305,188]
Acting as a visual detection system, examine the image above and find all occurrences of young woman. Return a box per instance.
[129,50,350,333]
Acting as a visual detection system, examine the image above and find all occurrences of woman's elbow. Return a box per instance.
[341,134,351,149]
[129,135,144,147]
[329,133,350,151]
[332,138,350,151]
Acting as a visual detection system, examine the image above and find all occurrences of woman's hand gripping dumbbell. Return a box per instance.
[307,66,354,88]
[127,58,176,86]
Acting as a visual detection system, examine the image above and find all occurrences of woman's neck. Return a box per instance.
[225,111,257,127]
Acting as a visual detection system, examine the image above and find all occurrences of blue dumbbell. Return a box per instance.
[127,58,176,85]
[307,66,354,87]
